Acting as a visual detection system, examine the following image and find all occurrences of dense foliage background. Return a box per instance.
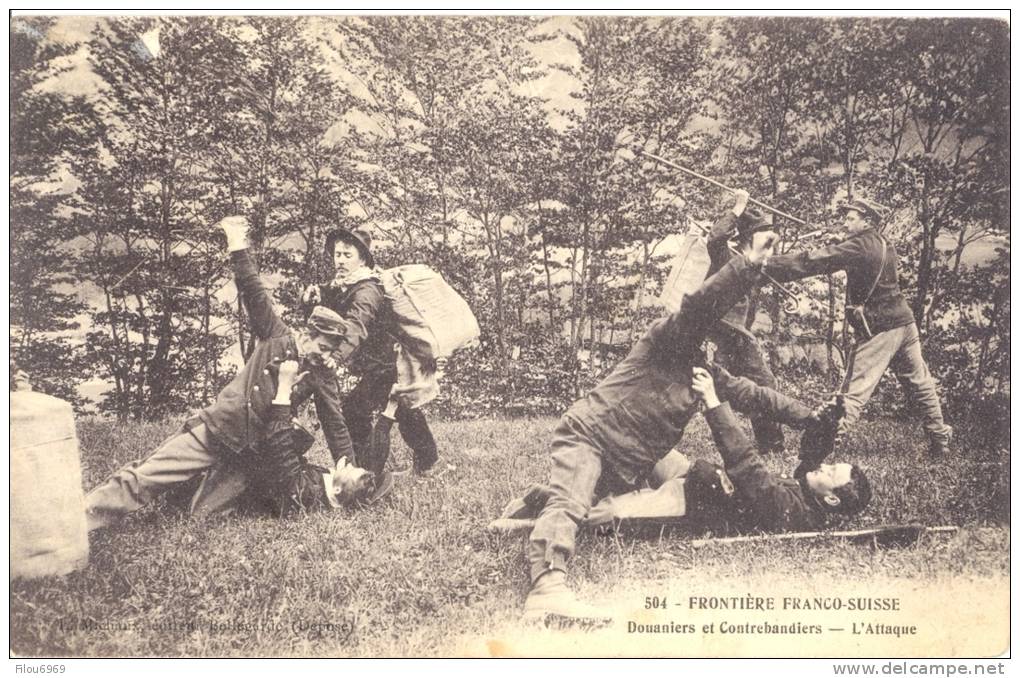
[10,16,1010,439]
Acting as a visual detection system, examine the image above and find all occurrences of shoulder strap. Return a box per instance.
[862,236,887,304]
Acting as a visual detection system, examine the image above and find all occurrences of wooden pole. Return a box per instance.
[691,525,958,548]
[639,150,809,226]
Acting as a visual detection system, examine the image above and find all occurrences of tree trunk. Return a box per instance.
[492,259,507,364]
[540,230,556,331]
[631,241,651,343]
[574,220,593,352]
[825,273,837,375]
[912,183,939,325]
[146,304,175,417]
[201,284,212,405]
[101,282,129,421]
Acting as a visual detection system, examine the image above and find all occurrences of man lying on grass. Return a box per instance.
[691,365,870,522]
[520,228,870,624]
[636,367,868,531]
[85,216,379,531]
[575,373,863,533]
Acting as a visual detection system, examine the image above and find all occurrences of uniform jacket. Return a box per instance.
[704,403,826,532]
[705,212,754,333]
[564,255,814,485]
[198,250,354,462]
[765,228,915,336]
[250,404,332,514]
[319,277,398,378]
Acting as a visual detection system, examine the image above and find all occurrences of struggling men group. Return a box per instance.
[85,190,952,624]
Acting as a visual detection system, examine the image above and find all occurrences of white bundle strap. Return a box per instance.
[658,234,712,311]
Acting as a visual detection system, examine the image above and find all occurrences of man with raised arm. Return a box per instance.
[85,216,375,529]
[522,224,824,623]
[705,189,786,454]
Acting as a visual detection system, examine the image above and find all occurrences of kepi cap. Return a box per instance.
[307,305,349,340]
[839,197,888,224]
[735,207,772,240]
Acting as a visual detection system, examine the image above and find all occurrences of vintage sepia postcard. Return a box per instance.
[9,10,1010,664]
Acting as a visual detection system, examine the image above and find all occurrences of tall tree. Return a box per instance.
[713,18,829,346]
[870,18,1009,326]
[10,17,96,403]
[72,17,242,418]
[551,17,713,367]
[328,16,549,362]
[209,16,360,343]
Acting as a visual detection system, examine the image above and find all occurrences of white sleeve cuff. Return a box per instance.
[322,472,342,509]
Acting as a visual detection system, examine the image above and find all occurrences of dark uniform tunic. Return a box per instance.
[198,250,353,462]
[765,228,914,335]
[763,227,950,444]
[319,278,438,472]
[704,211,785,451]
[527,254,816,581]
[563,254,812,485]
[705,403,825,532]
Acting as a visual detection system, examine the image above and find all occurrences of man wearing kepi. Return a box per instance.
[524,229,824,622]
[764,197,953,457]
[705,188,786,454]
[249,358,377,514]
[85,216,374,530]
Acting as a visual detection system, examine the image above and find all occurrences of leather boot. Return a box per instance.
[927,426,953,458]
[366,415,394,476]
[522,570,612,625]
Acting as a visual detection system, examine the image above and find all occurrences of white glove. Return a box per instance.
[731,189,750,217]
[302,284,322,306]
[218,215,250,252]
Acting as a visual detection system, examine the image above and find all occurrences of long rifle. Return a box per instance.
[691,525,959,548]
[645,151,813,314]
[640,150,808,226]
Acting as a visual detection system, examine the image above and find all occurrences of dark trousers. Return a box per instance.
[343,368,438,472]
[709,322,785,451]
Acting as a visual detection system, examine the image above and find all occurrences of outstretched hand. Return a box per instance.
[797,395,846,472]
[217,215,249,251]
[745,230,778,265]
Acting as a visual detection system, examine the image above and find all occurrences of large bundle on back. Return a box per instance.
[657,233,711,312]
[381,264,480,362]
[11,391,89,579]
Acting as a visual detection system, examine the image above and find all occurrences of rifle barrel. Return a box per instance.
[639,150,808,226]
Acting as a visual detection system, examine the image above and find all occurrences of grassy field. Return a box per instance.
[10,412,1010,657]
